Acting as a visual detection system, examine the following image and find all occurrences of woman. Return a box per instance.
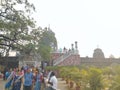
[12,68,24,90]
[34,69,43,90]
[5,69,11,80]
[5,68,14,90]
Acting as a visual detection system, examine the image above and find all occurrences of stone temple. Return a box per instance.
[51,42,120,66]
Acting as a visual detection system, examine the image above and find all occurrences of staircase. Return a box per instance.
[53,52,72,66]
[53,50,80,66]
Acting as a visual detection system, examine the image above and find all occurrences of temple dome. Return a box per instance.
[93,48,105,58]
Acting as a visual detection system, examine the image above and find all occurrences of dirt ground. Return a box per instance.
[57,78,69,90]
[0,79,5,90]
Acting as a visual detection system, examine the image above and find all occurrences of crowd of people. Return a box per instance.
[3,65,58,90]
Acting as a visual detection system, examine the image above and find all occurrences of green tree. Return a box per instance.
[38,27,57,61]
[110,65,120,90]
[110,75,120,90]
[0,0,36,56]
[41,27,57,50]
[0,0,58,64]
[88,67,104,90]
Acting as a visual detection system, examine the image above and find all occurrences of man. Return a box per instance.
[47,71,57,90]
[23,68,33,90]
[47,70,52,81]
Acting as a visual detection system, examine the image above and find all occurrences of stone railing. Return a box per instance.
[53,51,76,66]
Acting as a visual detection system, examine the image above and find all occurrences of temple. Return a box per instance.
[51,42,120,66]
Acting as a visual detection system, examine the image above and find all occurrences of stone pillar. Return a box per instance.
[71,44,74,51]
[75,41,78,50]
[75,41,79,54]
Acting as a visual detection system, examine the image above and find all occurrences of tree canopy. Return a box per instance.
[0,0,57,60]
[39,27,57,60]
[0,0,36,56]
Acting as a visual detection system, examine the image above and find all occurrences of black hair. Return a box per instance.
[50,71,55,77]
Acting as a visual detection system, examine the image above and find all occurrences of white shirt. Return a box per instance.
[50,76,58,90]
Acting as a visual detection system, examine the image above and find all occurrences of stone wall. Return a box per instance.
[80,57,120,66]
[58,54,80,66]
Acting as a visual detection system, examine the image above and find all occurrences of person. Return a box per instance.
[12,68,24,90]
[34,69,43,90]
[44,70,52,89]
[46,71,58,90]
[5,68,15,90]
[5,69,11,80]
[47,70,52,81]
[24,64,29,73]
[40,70,46,90]
[23,67,33,90]
[3,67,7,80]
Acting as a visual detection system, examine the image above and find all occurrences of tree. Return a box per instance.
[37,27,58,61]
[0,0,58,64]
[110,66,120,90]
[41,27,57,51]
[0,0,36,56]
[88,67,104,90]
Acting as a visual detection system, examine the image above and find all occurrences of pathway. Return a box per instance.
[57,78,69,90]
[0,78,69,90]
[0,79,5,90]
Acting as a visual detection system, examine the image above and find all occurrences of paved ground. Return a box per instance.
[0,79,5,90]
[0,78,69,90]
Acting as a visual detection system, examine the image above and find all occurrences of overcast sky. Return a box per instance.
[30,0,120,58]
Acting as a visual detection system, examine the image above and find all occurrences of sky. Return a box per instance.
[30,0,120,58]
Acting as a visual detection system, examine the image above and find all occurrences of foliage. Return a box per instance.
[59,66,71,78]
[0,0,58,61]
[45,66,61,71]
[109,65,120,90]
[38,27,57,61]
[0,0,36,56]
[110,75,120,90]
[88,67,104,90]
[40,27,57,51]
[47,66,120,90]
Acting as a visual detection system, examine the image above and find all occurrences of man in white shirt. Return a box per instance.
[48,71,58,90]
